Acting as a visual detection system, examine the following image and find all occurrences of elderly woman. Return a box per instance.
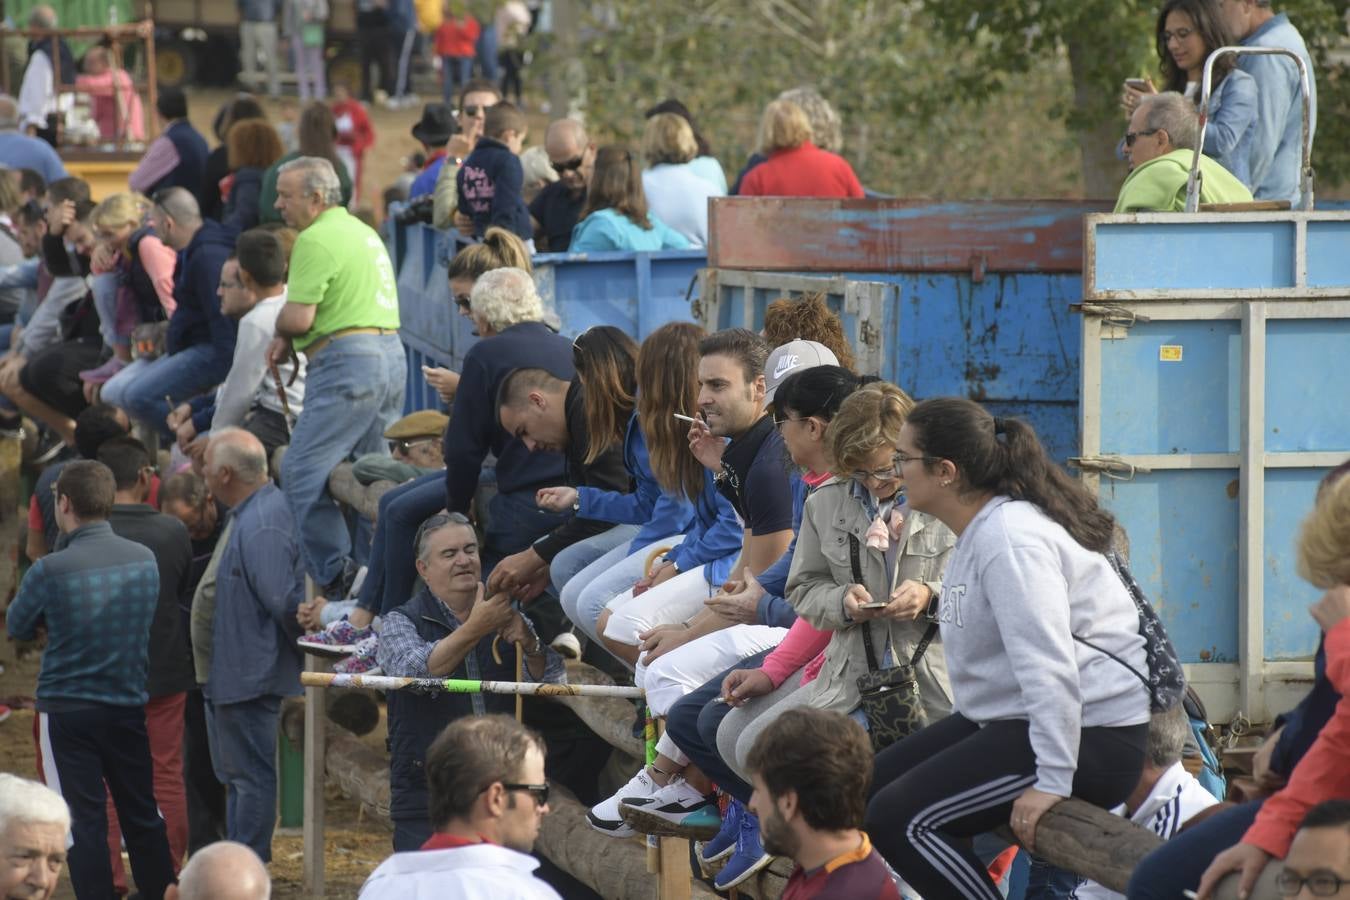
[641,113,724,247]
[737,98,863,199]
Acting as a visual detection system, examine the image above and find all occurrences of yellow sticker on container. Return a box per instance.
[1159,345,1183,362]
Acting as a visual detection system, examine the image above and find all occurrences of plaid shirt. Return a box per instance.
[7,521,159,710]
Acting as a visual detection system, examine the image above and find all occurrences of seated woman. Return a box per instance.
[544,322,739,647]
[77,192,177,388]
[737,98,863,199]
[644,98,728,193]
[867,398,1152,896]
[222,119,285,231]
[1129,462,1350,900]
[1121,0,1257,189]
[694,381,956,889]
[258,102,355,224]
[640,113,723,248]
[568,144,690,252]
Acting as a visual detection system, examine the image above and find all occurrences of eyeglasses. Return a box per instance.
[773,415,806,431]
[454,292,472,311]
[1276,872,1349,897]
[1162,27,1194,43]
[389,437,438,455]
[462,105,488,118]
[850,454,904,484]
[550,156,584,174]
[500,782,550,807]
[1124,128,1160,147]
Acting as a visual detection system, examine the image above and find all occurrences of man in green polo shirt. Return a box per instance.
[267,156,406,597]
[1116,92,1254,213]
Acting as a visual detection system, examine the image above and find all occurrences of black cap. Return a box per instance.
[411,103,457,147]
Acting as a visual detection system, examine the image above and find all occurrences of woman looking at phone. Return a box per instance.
[1121,0,1257,188]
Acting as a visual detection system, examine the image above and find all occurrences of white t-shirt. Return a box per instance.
[359,843,562,900]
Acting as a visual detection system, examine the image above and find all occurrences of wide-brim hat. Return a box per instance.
[411,103,457,146]
[764,340,840,403]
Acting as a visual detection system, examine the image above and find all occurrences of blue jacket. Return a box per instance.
[7,521,159,710]
[578,414,694,553]
[751,473,810,628]
[666,468,743,588]
[444,321,570,514]
[159,120,211,207]
[1270,633,1340,777]
[570,208,690,253]
[223,166,266,232]
[1205,69,1258,189]
[1239,13,1317,205]
[457,137,532,241]
[166,219,238,380]
[206,483,304,704]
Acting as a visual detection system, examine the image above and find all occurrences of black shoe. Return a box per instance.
[321,557,360,601]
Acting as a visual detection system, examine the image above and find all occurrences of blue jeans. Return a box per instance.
[281,333,405,587]
[665,649,773,806]
[481,487,570,576]
[549,523,640,599]
[559,532,683,642]
[355,470,446,616]
[101,344,229,438]
[475,23,499,80]
[204,694,283,863]
[91,271,123,348]
[1026,857,1081,898]
[441,55,473,104]
[1126,800,1262,900]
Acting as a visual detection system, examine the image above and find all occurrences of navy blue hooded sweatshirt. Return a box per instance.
[166,219,238,381]
[456,136,532,242]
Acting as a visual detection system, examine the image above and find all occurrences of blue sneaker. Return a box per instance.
[696,797,741,864]
[713,809,774,891]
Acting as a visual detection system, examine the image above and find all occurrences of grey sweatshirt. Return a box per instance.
[936,496,1150,796]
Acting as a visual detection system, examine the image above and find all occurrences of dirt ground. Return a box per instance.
[0,620,390,899]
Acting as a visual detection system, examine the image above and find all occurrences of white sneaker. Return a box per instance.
[587,766,659,838]
[620,775,720,838]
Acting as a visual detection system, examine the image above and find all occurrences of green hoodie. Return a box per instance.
[1114,148,1252,213]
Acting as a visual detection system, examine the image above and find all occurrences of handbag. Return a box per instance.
[848,532,938,752]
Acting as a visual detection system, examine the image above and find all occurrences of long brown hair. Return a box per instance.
[906,397,1116,553]
[574,326,638,464]
[638,323,706,501]
[581,144,650,230]
[297,102,343,173]
[1156,0,1236,95]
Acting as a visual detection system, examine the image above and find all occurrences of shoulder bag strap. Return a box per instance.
[908,623,940,667]
[847,533,880,672]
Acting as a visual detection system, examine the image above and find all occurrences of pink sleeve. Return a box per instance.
[136,235,178,316]
[75,72,114,96]
[129,137,180,194]
[1243,618,1350,858]
[760,617,834,688]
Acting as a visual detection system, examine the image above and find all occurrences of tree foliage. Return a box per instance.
[541,0,1349,198]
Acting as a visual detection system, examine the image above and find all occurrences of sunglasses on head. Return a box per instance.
[550,156,585,175]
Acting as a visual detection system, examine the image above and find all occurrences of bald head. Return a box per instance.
[150,187,202,250]
[545,119,588,156]
[174,842,270,900]
[206,427,268,486]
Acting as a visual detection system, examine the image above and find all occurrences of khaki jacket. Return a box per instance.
[786,477,956,721]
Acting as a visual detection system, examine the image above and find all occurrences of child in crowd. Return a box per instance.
[435,2,480,106]
[456,101,532,243]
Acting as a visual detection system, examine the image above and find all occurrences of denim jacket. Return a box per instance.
[577,413,695,553]
[1239,13,1317,204]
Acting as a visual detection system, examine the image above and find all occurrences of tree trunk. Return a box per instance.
[1067,40,1128,200]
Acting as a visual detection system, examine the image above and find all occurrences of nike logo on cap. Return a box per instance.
[773,354,800,380]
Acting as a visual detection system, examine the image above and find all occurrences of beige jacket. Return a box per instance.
[786,477,956,721]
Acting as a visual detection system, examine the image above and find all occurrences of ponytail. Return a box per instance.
[907,398,1117,554]
[447,227,533,281]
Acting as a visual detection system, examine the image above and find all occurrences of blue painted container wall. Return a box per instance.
[709,272,1083,465]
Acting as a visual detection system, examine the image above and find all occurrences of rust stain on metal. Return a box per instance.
[1226,478,1240,499]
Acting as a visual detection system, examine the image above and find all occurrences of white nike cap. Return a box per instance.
[764,339,840,403]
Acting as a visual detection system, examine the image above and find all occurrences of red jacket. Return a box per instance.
[435,17,481,58]
[738,142,864,199]
[332,99,374,156]
[1243,617,1350,858]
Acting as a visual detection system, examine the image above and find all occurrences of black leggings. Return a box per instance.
[866,713,1148,899]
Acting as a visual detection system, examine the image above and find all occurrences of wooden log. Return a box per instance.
[327,462,397,521]
[543,660,646,760]
[992,799,1161,892]
[281,690,381,742]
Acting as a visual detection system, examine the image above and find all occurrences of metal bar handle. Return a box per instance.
[1186,45,1314,213]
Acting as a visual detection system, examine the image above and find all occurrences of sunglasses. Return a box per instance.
[462,105,488,118]
[550,156,585,174]
[1124,128,1160,147]
[501,782,550,807]
[389,438,438,455]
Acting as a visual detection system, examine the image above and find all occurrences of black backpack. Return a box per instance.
[1074,551,1186,713]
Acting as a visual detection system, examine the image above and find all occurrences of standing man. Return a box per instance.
[269,155,404,598]
[202,427,305,864]
[360,716,561,899]
[98,436,195,878]
[375,513,562,851]
[745,708,901,899]
[1217,0,1317,205]
[0,774,70,900]
[529,119,592,252]
[5,461,177,900]
[17,6,73,140]
[238,0,282,99]
[128,88,210,205]
[101,187,238,438]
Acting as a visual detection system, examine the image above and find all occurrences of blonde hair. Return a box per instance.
[825,382,915,474]
[91,192,152,232]
[447,227,533,280]
[1297,473,1350,588]
[758,99,813,154]
[642,113,698,166]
